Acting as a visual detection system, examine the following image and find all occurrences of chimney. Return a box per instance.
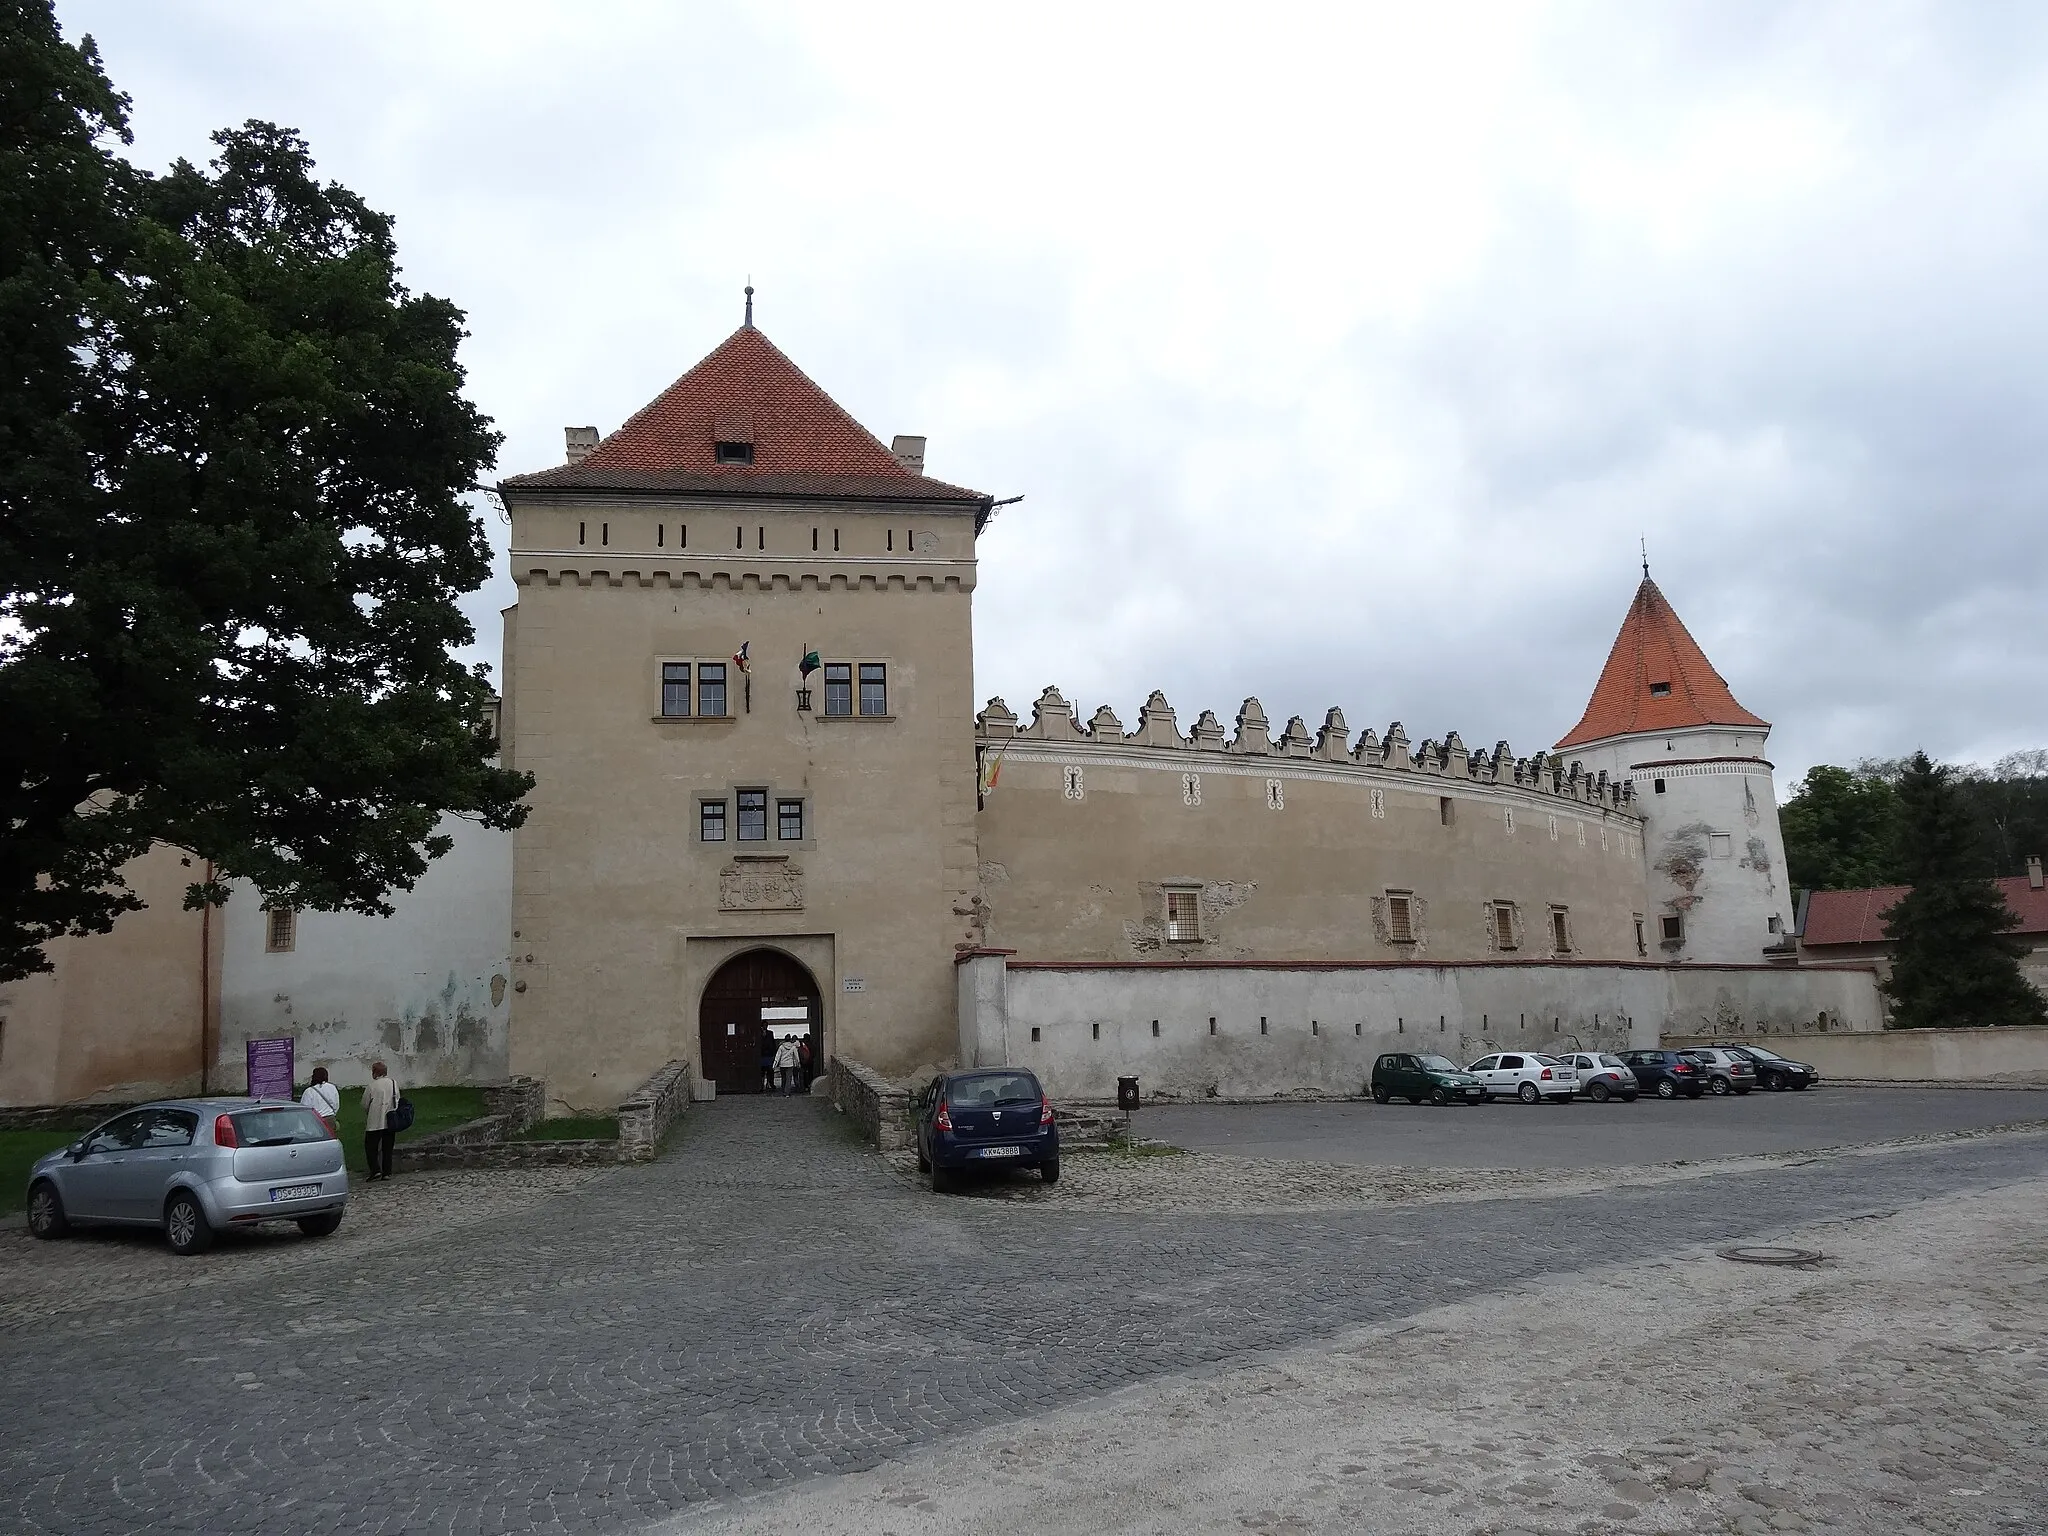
[564,426,600,465]
[890,434,926,475]
[2029,855,2043,891]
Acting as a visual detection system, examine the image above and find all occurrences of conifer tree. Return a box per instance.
[1880,753,2047,1029]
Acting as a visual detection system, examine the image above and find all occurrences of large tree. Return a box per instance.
[1780,763,1904,892]
[1880,753,2046,1029]
[1,1,529,983]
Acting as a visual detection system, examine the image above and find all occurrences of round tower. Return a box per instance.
[1557,576,1792,964]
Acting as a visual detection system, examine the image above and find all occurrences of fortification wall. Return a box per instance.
[974,688,1653,967]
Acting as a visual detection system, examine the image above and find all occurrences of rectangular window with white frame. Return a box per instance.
[700,799,727,842]
[1549,907,1572,954]
[1165,888,1201,942]
[736,788,767,841]
[823,663,852,717]
[859,662,888,716]
[1491,901,1516,951]
[658,660,729,719]
[777,798,805,841]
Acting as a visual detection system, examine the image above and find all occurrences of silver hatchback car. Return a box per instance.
[25,1098,349,1255]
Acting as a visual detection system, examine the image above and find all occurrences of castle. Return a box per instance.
[1,310,1842,1112]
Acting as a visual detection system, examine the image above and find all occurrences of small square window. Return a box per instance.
[1653,777,1667,794]
[777,799,805,841]
[697,663,728,718]
[823,663,852,717]
[1166,890,1201,942]
[736,789,767,841]
[661,662,691,718]
[265,907,297,953]
[1649,681,1672,697]
[1709,833,1733,858]
[1660,914,1684,943]
[700,800,727,842]
[714,440,754,464]
[859,662,887,716]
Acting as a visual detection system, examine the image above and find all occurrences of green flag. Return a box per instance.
[799,649,820,677]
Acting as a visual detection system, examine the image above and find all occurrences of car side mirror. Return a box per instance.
[68,1141,88,1161]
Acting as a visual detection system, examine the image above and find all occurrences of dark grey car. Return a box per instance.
[25,1098,349,1255]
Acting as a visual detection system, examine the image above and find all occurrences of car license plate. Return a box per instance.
[977,1146,1022,1158]
[269,1183,321,1202]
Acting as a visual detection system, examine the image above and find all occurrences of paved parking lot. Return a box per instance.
[1,1097,2043,1535]
[1142,1086,2048,1169]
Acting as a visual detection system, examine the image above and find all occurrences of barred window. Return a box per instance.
[823,663,852,717]
[661,662,691,718]
[1387,893,1415,944]
[697,663,728,718]
[736,789,767,841]
[265,908,297,953]
[859,662,888,716]
[1491,902,1516,950]
[1166,890,1200,942]
[700,800,726,842]
[777,799,805,841]
[1550,908,1572,953]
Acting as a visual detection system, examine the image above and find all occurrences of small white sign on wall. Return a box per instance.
[843,977,865,992]
[727,1022,736,1035]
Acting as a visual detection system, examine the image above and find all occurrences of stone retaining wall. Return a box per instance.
[0,1102,137,1132]
[480,1077,545,1133]
[618,1060,692,1160]
[1664,1024,2048,1085]
[393,1133,627,1170]
[828,1057,911,1152]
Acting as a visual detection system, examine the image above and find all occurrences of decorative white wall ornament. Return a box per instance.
[1063,766,1084,801]
[1182,773,1202,806]
[1601,826,1610,852]
[1577,822,1587,847]
[1369,786,1385,819]
[1504,808,1516,835]
[1266,779,1285,811]
[1549,815,1559,842]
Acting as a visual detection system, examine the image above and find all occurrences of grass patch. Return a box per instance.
[513,1115,619,1142]
[1,1130,79,1214]
[326,1084,487,1173]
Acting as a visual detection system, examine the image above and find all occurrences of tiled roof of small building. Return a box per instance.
[1803,878,2048,946]
[501,324,987,503]
[1556,577,1768,750]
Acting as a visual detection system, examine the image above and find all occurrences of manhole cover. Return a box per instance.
[1718,1245,1826,1267]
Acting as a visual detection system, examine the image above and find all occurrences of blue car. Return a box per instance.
[913,1068,1060,1192]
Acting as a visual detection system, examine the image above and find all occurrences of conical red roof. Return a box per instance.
[1556,578,1767,750]
[502,325,985,503]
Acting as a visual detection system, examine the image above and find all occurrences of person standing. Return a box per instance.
[797,1034,814,1089]
[361,1061,399,1180]
[773,1035,801,1096]
[300,1067,340,1124]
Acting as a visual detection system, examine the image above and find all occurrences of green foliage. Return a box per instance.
[0,1130,79,1213]
[329,1084,485,1172]
[0,1,529,983]
[1880,754,2047,1030]
[1781,764,1903,892]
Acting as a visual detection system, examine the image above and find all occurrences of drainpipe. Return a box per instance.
[199,861,214,1093]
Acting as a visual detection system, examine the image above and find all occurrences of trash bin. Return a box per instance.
[1117,1076,1141,1111]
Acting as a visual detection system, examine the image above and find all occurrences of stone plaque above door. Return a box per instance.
[719,856,804,912]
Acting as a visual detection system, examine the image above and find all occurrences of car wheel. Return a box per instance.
[1709,1075,1731,1096]
[296,1212,343,1238]
[1655,1079,1678,1100]
[1762,1072,1784,1091]
[1588,1082,1611,1103]
[163,1191,214,1256]
[26,1180,68,1240]
[1040,1158,1060,1185]
[1429,1087,1449,1107]
[1517,1082,1540,1104]
[1372,1085,1390,1104]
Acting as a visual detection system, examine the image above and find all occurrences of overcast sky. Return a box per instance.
[59,0,2048,783]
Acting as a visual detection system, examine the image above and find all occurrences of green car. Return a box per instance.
[1371,1052,1489,1106]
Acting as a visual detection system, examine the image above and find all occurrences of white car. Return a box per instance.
[1559,1051,1640,1103]
[1466,1052,1578,1103]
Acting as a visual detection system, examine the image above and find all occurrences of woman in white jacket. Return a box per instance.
[360,1061,400,1180]
[299,1067,341,1123]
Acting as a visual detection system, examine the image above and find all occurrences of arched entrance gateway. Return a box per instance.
[698,949,823,1095]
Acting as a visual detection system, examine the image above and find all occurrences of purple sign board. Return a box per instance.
[246,1036,296,1101]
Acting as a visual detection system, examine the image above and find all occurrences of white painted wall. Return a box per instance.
[956,955,1882,1101]
[1567,725,1792,965]
[218,816,514,1090]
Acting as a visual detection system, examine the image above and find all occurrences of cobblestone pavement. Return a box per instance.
[3,1098,2045,1535]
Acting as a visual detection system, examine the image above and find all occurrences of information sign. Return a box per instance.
[246,1036,296,1101]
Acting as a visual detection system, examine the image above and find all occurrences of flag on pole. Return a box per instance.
[799,648,820,678]
[732,641,750,673]
[977,742,1006,800]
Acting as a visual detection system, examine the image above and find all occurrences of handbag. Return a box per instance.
[389,1093,415,1133]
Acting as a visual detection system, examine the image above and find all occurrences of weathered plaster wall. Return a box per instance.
[975,689,1652,967]
[217,814,514,1090]
[0,842,218,1106]
[501,493,982,1109]
[956,954,1881,1101]
[1666,1023,2048,1083]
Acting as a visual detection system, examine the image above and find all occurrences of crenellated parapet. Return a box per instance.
[975,688,1638,814]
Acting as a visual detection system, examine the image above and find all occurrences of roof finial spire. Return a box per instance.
[1640,536,1650,581]
[743,279,754,329]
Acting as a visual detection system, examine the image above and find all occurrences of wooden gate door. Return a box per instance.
[698,949,821,1094]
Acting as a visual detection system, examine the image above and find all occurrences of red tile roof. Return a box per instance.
[1556,577,1768,750]
[502,325,987,503]
[1803,878,2048,946]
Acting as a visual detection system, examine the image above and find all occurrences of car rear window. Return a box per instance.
[948,1072,1041,1106]
[1415,1055,1458,1072]
[228,1107,334,1146]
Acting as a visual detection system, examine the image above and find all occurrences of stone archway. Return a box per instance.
[698,948,823,1095]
